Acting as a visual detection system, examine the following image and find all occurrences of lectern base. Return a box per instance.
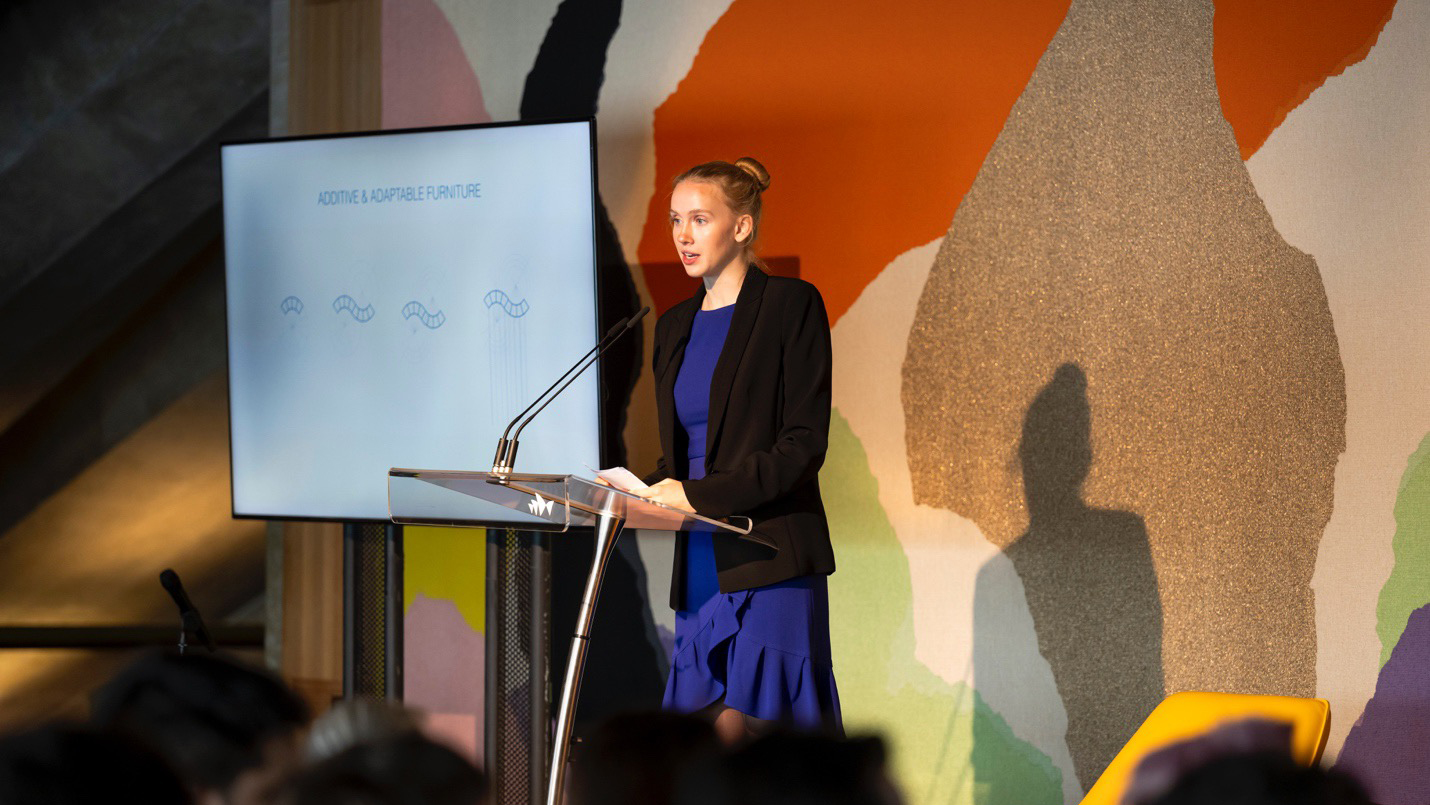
[546,509,624,805]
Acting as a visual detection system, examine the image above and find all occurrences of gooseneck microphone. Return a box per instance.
[160,568,216,654]
[492,306,649,474]
[491,315,629,471]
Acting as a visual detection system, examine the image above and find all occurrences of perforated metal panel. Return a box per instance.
[343,523,403,700]
[486,528,550,805]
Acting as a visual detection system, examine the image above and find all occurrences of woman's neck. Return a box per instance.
[702,258,748,310]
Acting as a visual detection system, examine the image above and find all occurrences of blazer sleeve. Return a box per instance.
[683,285,831,517]
[643,459,670,488]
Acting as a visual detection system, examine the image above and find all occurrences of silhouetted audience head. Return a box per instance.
[675,731,901,805]
[307,697,421,762]
[91,650,309,805]
[1124,718,1295,805]
[0,722,190,804]
[1122,717,1370,805]
[282,732,486,805]
[569,711,720,805]
[1143,752,1371,805]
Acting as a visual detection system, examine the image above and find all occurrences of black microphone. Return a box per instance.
[160,569,216,653]
[493,306,649,473]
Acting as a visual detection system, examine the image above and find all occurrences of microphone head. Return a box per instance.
[159,569,180,591]
[627,306,651,328]
[603,317,629,339]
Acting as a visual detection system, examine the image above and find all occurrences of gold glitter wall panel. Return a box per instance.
[901,0,1346,787]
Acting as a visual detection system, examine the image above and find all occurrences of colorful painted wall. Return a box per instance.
[380,0,1430,802]
[403,525,485,758]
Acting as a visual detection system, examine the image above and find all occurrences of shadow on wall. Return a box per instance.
[520,0,670,728]
[974,363,1164,790]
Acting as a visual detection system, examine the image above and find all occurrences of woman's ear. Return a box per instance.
[735,214,754,243]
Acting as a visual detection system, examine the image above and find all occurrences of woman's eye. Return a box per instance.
[694,217,707,225]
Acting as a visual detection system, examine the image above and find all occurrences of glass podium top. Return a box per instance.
[388,469,762,542]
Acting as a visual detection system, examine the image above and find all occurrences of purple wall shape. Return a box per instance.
[1335,602,1430,805]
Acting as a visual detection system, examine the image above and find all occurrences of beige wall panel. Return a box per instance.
[1244,0,1430,757]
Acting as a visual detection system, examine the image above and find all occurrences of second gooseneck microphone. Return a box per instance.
[492,306,649,474]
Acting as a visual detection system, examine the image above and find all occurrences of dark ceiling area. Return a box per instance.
[0,0,272,724]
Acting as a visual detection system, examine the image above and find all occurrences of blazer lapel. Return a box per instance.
[705,268,766,463]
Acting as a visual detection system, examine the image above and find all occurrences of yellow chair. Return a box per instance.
[1078,691,1331,805]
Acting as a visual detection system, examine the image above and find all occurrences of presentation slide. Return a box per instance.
[222,121,599,521]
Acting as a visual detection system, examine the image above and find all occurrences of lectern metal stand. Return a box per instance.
[388,469,760,805]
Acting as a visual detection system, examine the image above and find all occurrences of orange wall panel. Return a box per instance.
[637,0,1071,323]
[1213,0,1396,158]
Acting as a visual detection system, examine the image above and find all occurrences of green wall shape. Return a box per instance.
[1376,432,1430,667]
[403,525,486,633]
[826,410,1062,805]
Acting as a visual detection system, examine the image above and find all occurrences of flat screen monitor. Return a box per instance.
[221,119,600,521]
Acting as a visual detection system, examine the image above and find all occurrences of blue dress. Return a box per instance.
[661,304,842,731]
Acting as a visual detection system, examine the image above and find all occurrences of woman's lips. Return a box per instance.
[680,251,699,266]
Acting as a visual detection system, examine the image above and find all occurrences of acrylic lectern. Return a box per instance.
[388,469,762,805]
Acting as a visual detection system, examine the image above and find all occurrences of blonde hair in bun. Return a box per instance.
[734,157,771,192]
[673,157,772,267]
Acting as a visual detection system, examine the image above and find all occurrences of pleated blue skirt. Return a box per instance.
[662,529,842,732]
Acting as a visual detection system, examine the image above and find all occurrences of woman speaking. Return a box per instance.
[635,157,841,742]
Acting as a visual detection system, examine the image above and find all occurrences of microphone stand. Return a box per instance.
[160,569,216,654]
[179,610,206,655]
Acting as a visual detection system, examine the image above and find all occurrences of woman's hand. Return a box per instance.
[635,478,695,513]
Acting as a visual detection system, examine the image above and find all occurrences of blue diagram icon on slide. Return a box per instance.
[280,296,304,314]
[484,289,530,318]
[402,301,446,329]
[332,294,375,322]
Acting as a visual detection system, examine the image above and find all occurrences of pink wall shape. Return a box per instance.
[382,0,491,129]
[404,593,485,759]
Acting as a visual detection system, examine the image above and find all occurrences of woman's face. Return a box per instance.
[670,180,751,280]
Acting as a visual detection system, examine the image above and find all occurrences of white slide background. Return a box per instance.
[222,121,600,520]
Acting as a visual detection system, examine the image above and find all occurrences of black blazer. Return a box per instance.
[646,267,836,608]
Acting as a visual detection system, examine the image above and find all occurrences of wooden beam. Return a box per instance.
[287,0,382,136]
[278,0,383,718]
[0,625,263,649]
[280,521,345,716]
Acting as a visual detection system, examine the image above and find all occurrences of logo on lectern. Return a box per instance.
[528,493,554,517]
